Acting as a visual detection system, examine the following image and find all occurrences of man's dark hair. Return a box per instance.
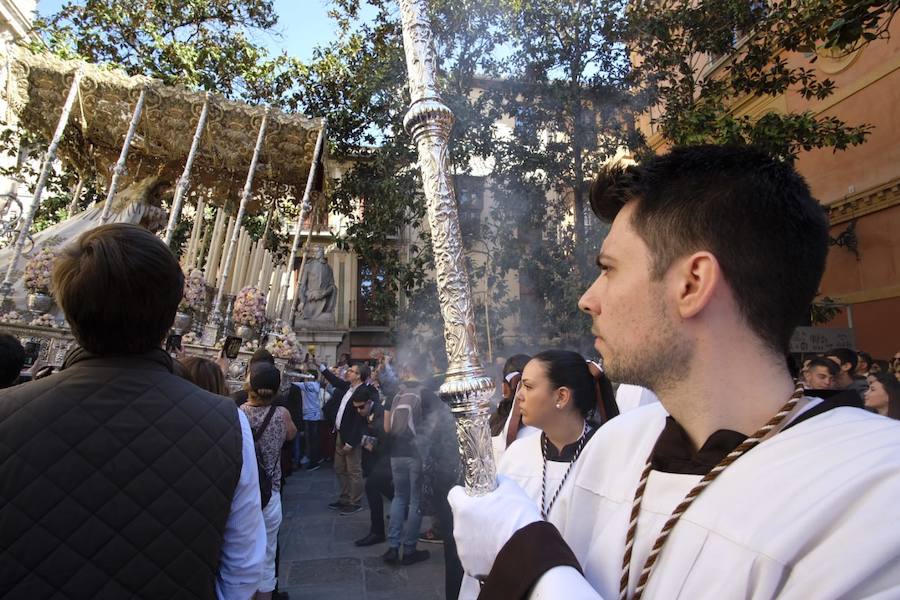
[0,333,25,387]
[857,351,873,369]
[355,362,371,382]
[807,357,839,377]
[590,145,829,354]
[52,224,184,356]
[825,347,858,372]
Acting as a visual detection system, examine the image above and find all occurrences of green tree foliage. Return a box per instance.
[35,0,296,103]
[624,0,886,160]
[288,0,505,330]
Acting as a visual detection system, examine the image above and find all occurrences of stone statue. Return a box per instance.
[298,246,336,322]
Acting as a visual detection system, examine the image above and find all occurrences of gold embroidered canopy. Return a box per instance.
[6,47,325,213]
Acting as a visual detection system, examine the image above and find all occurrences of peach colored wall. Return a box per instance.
[791,22,900,356]
[820,297,900,360]
[820,203,900,295]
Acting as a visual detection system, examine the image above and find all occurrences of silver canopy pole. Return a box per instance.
[1,65,84,301]
[279,121,327,324]
[100,87,146,223]
[207,107,269,329]
[164,93,211,245]
[398,0,497,495]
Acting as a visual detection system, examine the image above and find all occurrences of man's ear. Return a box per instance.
[671,251,721,319]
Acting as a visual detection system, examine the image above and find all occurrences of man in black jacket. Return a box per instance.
[0,224,265,599]
[321,361,378,513]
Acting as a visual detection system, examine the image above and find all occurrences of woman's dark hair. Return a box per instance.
[591,145,828,355]
[180,356,228,396]
[0,333,25,387]
[490,353,532,436]
[52,224,184,355]
[531,350,600,420]
[869,371,900,420]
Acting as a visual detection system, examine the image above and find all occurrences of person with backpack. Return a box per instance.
[382,369,429,566]
[240,362,297,599]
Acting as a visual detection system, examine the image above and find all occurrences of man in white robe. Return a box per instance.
[449,145,900,599]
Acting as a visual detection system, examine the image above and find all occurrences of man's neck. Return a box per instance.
[657,341,796,451]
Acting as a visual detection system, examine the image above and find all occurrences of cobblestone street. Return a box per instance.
[278,464,446,599]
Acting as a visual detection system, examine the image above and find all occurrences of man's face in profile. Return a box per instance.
[804,366,834,390]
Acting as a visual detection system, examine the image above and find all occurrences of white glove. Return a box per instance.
[319,363,328,372]
[448,475,541,579]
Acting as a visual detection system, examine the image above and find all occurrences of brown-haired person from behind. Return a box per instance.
[181,355,229,396]
[0,224,265,599]
[240,362,297,600]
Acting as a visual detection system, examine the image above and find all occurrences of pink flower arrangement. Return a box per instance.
[232,286,267,327]
[180,269,207,312]
[23,248,57,294]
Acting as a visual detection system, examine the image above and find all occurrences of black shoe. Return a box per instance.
[382,547,399,565]
[339,503,364,515]
[401,549,430,566]
[307,462,322,472]
[354,533,386,547]
[328,501,347,510]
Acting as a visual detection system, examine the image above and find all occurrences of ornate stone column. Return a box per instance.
[398,0,497,495]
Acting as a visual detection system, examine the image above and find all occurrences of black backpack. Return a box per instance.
[252,406,277,508]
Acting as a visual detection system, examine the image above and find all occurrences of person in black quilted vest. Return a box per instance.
[0,224,266,600]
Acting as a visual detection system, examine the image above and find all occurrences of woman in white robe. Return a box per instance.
[460,350,617,599]
[489,354,540,465]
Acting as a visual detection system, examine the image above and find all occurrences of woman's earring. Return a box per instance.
[556,403,561,409]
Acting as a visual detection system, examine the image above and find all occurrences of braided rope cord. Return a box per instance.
[541,421,590,520]
[619,384,805,600]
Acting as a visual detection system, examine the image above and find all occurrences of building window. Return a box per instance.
[456,175,485,237]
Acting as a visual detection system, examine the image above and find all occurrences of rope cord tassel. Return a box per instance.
[621,384,805,600]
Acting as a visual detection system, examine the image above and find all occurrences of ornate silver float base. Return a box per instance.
[201,322,219,347]
[173,311,192,334]
[27,292,53,313]
[236,324,257,341]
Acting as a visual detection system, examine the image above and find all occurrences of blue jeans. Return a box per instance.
[388,456,423,552]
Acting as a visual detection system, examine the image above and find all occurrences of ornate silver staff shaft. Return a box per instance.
[398,0,497,495]
[208,107,269,326]
[165,93,211,246]
[1,65,83,300]
[279,119,327,324]
[100,86,146,223]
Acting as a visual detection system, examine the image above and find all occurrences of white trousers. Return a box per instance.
[259,491,283,593]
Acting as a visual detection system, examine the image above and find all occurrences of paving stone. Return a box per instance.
[277,464,447,598]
